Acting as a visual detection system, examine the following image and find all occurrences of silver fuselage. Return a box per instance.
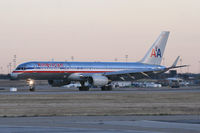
[11,61,165,81]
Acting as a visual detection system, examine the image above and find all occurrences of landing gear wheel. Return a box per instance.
[27,79,36,92]
[29,86,35,91]
[101,85,112,91]
[79,86,89,91]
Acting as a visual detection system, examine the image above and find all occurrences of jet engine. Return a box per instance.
[89,75,109,87]
[48,80,70,87]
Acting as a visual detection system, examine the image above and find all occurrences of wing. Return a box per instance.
[102,68,165,81]
[79,56,188,82]
[102,64,188,81]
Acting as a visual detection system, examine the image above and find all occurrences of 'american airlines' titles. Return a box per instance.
[38,63,64,67]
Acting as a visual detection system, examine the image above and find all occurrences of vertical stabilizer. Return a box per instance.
[140,31,170,65]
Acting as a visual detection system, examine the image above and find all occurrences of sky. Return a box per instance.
[0,0,200,73]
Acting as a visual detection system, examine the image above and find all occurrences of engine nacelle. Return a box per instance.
[89,75,109,87]
[48,80,70,87]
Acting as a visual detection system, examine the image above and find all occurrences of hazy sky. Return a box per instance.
[0,0,200,73]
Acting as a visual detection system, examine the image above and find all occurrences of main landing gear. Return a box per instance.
[78,82,113,91]
[101,85,112,91]
[79,81,90,91]
[79,86,90,91]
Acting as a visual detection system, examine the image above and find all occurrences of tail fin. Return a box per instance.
[140,31,170,65]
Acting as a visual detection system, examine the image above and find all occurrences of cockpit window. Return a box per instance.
[16,67,26,70]
[16,67,21,70]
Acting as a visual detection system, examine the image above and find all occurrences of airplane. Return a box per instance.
[10,31,186,91]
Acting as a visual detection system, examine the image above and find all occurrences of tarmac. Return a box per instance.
[0,81,200,132]
[1,85,200,94]
[0,115,200,133]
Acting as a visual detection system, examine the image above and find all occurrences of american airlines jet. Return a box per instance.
[11,31,185,91]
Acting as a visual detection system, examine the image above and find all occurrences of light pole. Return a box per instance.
[7,65,9,74]
[0,66,3,74]
[9,62,12,74]
[13,55,17,70]
[7,63,12,74]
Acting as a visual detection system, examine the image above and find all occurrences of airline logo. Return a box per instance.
[150,46,161,58]
[37,63,64,67]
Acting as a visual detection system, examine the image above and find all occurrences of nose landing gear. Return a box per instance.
[27,79,35,91]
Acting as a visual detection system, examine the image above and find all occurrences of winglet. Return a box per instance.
[172,56,180,67]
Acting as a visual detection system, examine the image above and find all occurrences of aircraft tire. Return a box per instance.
[101,85,112,91]
[79,86,89,91]
[29,86,35,91]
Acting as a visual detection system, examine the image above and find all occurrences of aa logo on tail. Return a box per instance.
[150,46,162,58]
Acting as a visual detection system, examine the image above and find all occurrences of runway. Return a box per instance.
[0,115,200,133]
